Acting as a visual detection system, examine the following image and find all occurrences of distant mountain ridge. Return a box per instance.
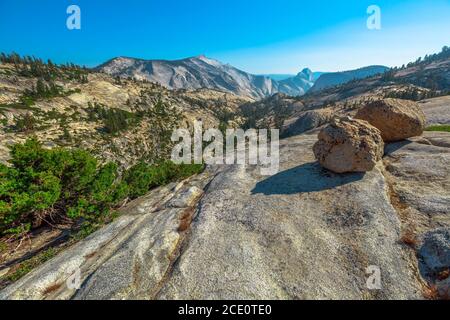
[97,56,393,99]
[277,68,315,96]
[263,72,325,81]
[261,74,295,81]
[310,65,389,92]
[96,55,315,99]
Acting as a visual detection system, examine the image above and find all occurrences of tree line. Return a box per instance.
[0,52,89,83]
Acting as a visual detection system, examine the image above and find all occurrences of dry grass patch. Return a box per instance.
[42,282,63,296]
[177,207,196,232]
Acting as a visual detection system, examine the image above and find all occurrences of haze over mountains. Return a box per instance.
[97,55,388,99]
[309,65,390,92]
[263,72,326,81]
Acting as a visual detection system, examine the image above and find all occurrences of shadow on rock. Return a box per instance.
[384,140,413,156]
[251,161,366,195]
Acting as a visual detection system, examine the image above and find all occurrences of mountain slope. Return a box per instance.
[96,55,277,99]
[310,65,389,92]
[0,58,252,168]
[96,56,314,99]
[303,49,450,107]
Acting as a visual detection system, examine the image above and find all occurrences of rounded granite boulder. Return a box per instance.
[355,98,426,142]
[313,117,384,173]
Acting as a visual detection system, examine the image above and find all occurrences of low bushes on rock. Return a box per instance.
[124,161,204,199]
[0,138,122,235]
[0,138,204,237]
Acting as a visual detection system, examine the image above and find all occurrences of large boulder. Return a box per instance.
[355,98,426,142]
[313,117,384,173]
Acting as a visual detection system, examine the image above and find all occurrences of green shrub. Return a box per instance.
[123,162,155,198]
[0,138,204,237]
[425,125,450,132]
[103,109,134,134]
[20,96,35,107]
[13,113,36,132]
[0,138,120,235]
[85,103,138,135]
[60,127,72,142]
[124,161,204,199]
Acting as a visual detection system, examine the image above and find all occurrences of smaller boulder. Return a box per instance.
[355,98,426,142]
[313,117,384,173]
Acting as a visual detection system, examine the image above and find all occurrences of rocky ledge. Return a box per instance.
[1,131,449,300]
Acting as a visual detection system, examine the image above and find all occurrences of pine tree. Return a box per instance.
[36,79,47,96]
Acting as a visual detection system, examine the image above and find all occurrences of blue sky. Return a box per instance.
[0,0,449,73]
